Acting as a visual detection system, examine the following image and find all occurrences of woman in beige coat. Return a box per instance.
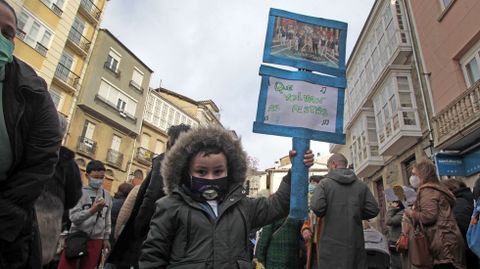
[404,160,466,269]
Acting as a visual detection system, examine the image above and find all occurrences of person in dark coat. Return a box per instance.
[385,200,404,269]
[139,126,314,268]
[443,178,478,269]
[36,113,83,266]
[110,183,133,246]
[0,2,62,268]
[310,153,379,269]
[255,217,304,269]
[107,124,191,269]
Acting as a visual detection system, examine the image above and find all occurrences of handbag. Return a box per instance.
[65,190,105,259]
[467,198,480,257]
[409,216,433,268]
[395,233,408,253]
[65,231,90,259]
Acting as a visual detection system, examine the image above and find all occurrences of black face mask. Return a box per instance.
[190,175,229,200]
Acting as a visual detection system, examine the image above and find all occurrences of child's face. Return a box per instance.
[189,152,228,180]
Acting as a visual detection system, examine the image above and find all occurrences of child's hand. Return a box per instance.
[288,150,315,167]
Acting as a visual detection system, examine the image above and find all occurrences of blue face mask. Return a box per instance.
[89,177,104,189]
[0,34,14,69]
[190,175,229,200]
[308,183,316,193]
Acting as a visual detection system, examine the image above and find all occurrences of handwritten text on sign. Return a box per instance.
[264,77,339,133]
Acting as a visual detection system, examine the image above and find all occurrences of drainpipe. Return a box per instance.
[402,0,434,156]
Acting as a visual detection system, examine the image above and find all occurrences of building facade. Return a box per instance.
[128,88,199,185]
[331,0,433,232]
[9,0,108,119]
[65,29,153,191]
[407,0,480,185]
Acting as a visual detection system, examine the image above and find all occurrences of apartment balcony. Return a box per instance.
[354,150,384,178]
[77,136,96,158]
[106,149,123,168]
[79,0,102,24]
[377,112,422,156]
[135,147,154,166]
[66,28,91,57]
[433,81,480,149]
[16,29,49,57]
[53,63,80,94]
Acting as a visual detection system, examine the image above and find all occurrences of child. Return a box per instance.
[139,126,314,268]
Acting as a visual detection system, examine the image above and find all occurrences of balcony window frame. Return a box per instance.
[373,72,421,148]
[98,78,137,117]
[49,87,65,110]
[17,8,54,56]
[460,41,480,88]
[105,48,121,75]
[40,0,64,16]
[130,67,144,92]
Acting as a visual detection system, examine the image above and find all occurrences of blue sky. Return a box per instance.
[101,0,375,169]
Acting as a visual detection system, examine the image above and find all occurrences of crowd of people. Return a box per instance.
[2,1,480,269]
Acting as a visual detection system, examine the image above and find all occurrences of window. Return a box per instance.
[40,0,64,15]
[440,0,453,9]
[17,9,54,56]
[56,52,75,81]
[82,121,95,139]
[460,42,480,87]
[143,94,197,131]
[111,135,122,151]
[69,17,86,44]
[98,79,137,117]
[105,49,121,72]
[49,88,64,110]
[131,68,144,90]
[140,133,150,149]
[154,140,164,154]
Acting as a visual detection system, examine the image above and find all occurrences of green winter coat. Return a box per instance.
[255,217,303,268]
[310,168,379,269]
[139,126,292,269]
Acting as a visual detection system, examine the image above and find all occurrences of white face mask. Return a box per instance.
[409,175,420,189]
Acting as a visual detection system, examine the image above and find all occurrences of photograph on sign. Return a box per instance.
[263,8,347,77]
[253,65,346,144]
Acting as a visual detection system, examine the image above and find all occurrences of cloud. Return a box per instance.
[101,0,374,169]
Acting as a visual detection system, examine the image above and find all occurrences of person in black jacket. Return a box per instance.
[0,2,62,268]
[139,126,314,268]
[442,178,479,269]
[107,124,191,269]
[36,113,83,267]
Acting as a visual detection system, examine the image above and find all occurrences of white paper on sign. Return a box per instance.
[264,77,338,133]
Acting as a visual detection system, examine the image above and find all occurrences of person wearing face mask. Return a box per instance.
[57,160,112,269]
[0,1,62,268]
[309,153,380,269]
[139,126,315,268]
[301,175,324,269]
[403,160,466,269]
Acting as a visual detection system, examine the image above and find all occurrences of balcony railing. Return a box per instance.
[106,149,123,168]
[35,42,48,56]
[135,147,154,165]
[433,80,480,147]
[54,63,80,89]
[67,28,91,53]
[77,136,97,157]
[79,0,101,22]
[51,3,63,16]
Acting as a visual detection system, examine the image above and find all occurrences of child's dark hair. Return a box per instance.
[167,124,191,149]
[0,0,18,25]
[86,160,106,174]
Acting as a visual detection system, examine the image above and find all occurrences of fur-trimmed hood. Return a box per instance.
[161,126,247,195]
